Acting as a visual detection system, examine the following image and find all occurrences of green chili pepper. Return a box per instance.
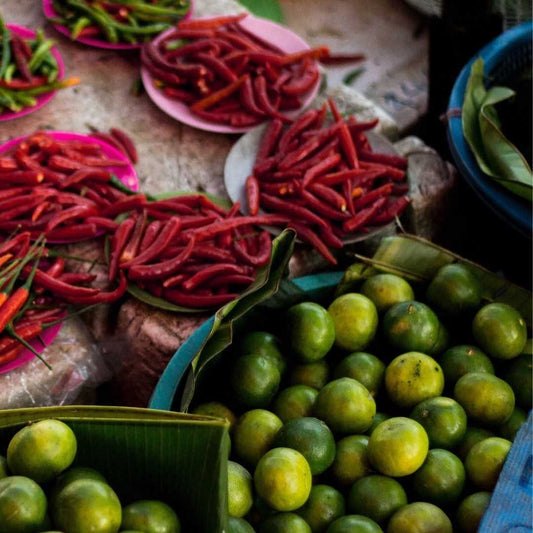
[66,0,118,43]
[25,78,78,96]
[0,14,11,81]
[28,41,54,73]
[0,88,21,112]
[71,16,91,40]
[165,39,188,51]
[4,64,15,84]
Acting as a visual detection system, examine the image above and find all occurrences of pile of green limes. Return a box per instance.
[192,264,531,533]
[0,419,181,533]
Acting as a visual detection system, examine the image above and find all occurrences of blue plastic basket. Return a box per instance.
[447,21,532,237]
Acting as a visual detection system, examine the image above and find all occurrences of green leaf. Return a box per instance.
[237,0,283,22]
[343,67,365,86]
[462,58,533,201]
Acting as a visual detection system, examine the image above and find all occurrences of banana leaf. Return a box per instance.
[178,228,296,410]
[237,0,283,23]
[336,234,532,326]
[0,406,230,533]
[462,58,533,201]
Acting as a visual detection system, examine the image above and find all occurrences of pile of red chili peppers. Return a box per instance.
[142,13,329,127]
[245,99,410,264]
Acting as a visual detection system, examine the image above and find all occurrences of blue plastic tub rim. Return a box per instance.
[447,20,532,237]
[149,272,344,411]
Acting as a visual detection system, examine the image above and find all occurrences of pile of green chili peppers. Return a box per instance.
[50,0,191,44]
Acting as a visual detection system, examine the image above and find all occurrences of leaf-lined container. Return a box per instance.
[0,406,229,533]
[149,232,532,413]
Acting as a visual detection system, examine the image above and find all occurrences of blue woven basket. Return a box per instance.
[447,21,532,237]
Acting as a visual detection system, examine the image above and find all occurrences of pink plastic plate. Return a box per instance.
[0,131,139,242]
[141,14,321,134]
[43,0,193,50]
[0,25,65,122]
[0,316,64,375]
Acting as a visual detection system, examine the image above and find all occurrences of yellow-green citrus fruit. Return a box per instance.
[328,294,378,352]
[286,302,335,362]
[411,449,466,506]
[254,448,312,512]
[326,515,383,533]
[296,484,345,532]
[258,512,311,533]
[410,396,467,449]
[366,413,390,436]
[439,345,494,386]
[7,419,77,483]
[192,402,237,428]
[273,385,318,423]
[361,274,415,314]
[456,492,492,533]
[368,417,429,477]
[333,352,385,396]
[231,354,281,408]
[274,417,335,475]
[465,437,512,490]
[472,303,527,359]
[0,456,7,479]
[50,467,107,506]
[314,378,376,434]
[387,502,452,533]
[347,475,407,524]
[240,331,287,376]
[228,461,254,518]
[454,373,515,425]
[498,407,527,441]
[0,476,47,532]
[426,264,482,316]
[456,427,494,462]
[504,353,533,410]
[290,360,330,390]
[121,500,180,533]
[384,352,444,409]
[330,435,370,486]
[228,516,256,533]
[52,479,122,533]
[233,410,283,467]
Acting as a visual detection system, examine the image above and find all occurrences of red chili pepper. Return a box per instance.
[320,53,365,65]
[359,162,406,181]
[253,75,291,123]
[0,77,48,90]
[391,183,410,195]
[342,197,388,233]
[232,230,271,267]
[0,322,43,355]
[328,98,342,122]
[240,76,265,117]
[10,34,32,82]
[109,217,136,281]
[291,138,340,174]
[0,233,31,256]
[45,257,66,279]
[0,170,44,186]
[121,217,182,268]
[0,158,18,171]
[371,197,410,224]
[245,176,260,216]
[358,149,408,170]
[164,289,238,308]
[160,29,216,43]
[0,196,51,222]
[100,194,148,218]
[191,245,236,263]
[144,42,207,79]
[319,226,343,249]
[230,112,263,128]
[162,274,187,289]
[338,121,360,169]
[260,193,328,229]
[59,273,98,284]
[281,61,319,96]
[31,201,52,223]
[178,13,247,30]
[181,263,245,292]
[260,181,296,196]
[164,39,220,60]
[207,274,254,288]
[301,153,342,189]
[0,345,23,366]
[264,170,302,181]
[353,183,394,210]
[309,183,347,211]
[195,52,237,83]
[214,30,260,51]
[280,46,330,66]
[140,48,184,87]
[278,109,317,153]
[162,87,196,104]
[288,222,337,265]
[317,168,368,187]
[347,117,379,135]
[300,189,350,221]
[83,217,118,231]
[139,220,161,250]
[60,149,128,168]
[234,21,285,54]
[46,223,99,241]
[45,205,98,233]
[343,180,355,216]
[180,214,218,230]
[119,210,147,265]
[62,270,127,305]
[59,169,111,189]
[256,119,284,162]
[191,74,247,112]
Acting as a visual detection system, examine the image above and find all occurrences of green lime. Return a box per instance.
[228,461,254,518]
[347,475,407,524]
[454,373,515,425]
[229,517,256,533]
[384,352,444,409]
[7,419,77,483]
[286,302,335,362]
[410,397,467,449]
[233,410,283,467]
[498,407,527,441]
[51,467,107,506]
[274,417,335,475]
[504,353,532,410]
[290,360,330,390]
[231,354,281,408]
[328,294,378,352]
[472,303,527,359]
[382,301,441,355]
[456,492,492,533]
[192,402,237,428]
[439,345,494,387]
[333,352,385,396]
[258,513,311,533]
[326,515,383,533]
[314,378,376,434]
[366,413,390,435]
[455,427,495,462]
[465,437,512,490]
[426,264,482,316]
[431,323,450,356]
[0,455,7,479]
[121,500,180,533]
[368,417,429,477]
[330,435,370,486]
[296,484,345,533]
[412,449,465,506]
[52,479,122,533]
[254,448,312,512]
[240,331,287,376]
[273,386,318,422]
[361,274,415,314]
[387,502,452,533]
[0,476,47,532]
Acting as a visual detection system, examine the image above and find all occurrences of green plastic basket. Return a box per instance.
[0,406,230,533]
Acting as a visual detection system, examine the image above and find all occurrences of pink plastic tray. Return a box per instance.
[43,0,194,50]
[141,14,321,134]
[0,25,65,122]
